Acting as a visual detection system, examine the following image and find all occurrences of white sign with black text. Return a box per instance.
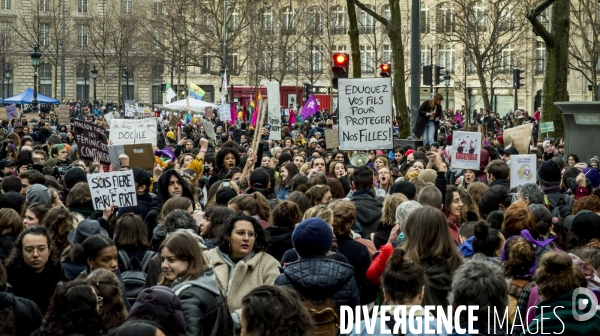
[87,171,137,210]
[266,82,281,140]
[109,118,158,145]
[337,78,393,150]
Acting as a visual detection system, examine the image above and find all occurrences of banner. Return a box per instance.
[124,100,137,117]
[219,104,231,121]
[266,82,281,140]
[540,121,555,133]
[450,131,481,170]
[503,124,533,155]
[87,170,137,210]
[73,120,110,165]
[510,154,537,189]
[337,78,393,150]
[325,129,340,149]
[109,118,158,145]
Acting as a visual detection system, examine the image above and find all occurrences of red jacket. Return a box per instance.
[366,243,394,286]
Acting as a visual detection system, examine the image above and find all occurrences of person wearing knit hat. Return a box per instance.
[275,217,360,308]
[63,166,88,189]
[537,160,562,186]
[590,156,599,169]
[216,187,238,205]
[417,168,437,184]
[389,181,416,200]
[583,167,600,189]
[26,184,52,208]
[166,131,176,142]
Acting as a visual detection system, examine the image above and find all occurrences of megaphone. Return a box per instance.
[350,153,369,167]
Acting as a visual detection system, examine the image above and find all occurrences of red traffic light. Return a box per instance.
[333,53,349,66]
[380,63,390,72]
[380,63,391,77]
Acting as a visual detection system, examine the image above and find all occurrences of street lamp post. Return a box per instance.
[443,72,451,110]
[4,65,10,104]
[30,46,42,112]
[91,65,98,103]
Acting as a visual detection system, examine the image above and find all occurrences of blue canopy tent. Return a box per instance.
[3,88,59,105]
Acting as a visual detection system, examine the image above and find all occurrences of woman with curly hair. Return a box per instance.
[31,280,104,336]
[42,206,73,258]
[200,206,235,250]
[209,147,241,187]
[85,268,128,331]
[241,285,313,336]
[265,201,303,261]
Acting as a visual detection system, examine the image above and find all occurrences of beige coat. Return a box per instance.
[203,249,280,312]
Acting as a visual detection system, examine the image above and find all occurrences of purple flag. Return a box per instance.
[300,94,320,119]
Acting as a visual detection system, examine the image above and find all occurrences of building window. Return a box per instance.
[499,6,514,31]
[123,0,132,14]
[78,0,87,13]
[438,44,454,74]
[286,47,296,72]
[154,0,162,15]
[282,7,295,34]
[420,45,431,70]
[122,84,134,100]
[40,63,52,97]
[1,0,10,10]
[0,22,10,47]
[229,51,238,73]
[153,29,161,50]
[78,24,88,47]
[260,49,277,73]
[41,0,49,12]
[152,84,161,104]
[307,7,322,35]
[420,3,430,33]
[470,2,486,32]
[382,44,392,65]
[40,23,50,47]
[383,5,390,20]
[261,8,274,34]
[437,3,454,32]
[201,48,211,74]
[229,9,238,31]
[334,45,346,51]
[535,41,546,75]
[359,6,375,34]
[331,6,347,35]
[497,46,513,73]
[360,45,375,75]
[467,52,477,74]
[311,46,322,73]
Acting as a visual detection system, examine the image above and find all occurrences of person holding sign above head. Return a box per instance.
[415,94,443,145]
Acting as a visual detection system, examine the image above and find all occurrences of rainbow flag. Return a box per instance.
[251,92,262,127]
[248,97,255,123]
[189,82,205,100]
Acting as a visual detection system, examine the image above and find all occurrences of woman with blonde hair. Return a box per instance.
[373,193,407,249]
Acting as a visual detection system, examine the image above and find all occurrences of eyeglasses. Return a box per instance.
[235,230,256,239]
[97,296,104,307]
[24,246,48,254]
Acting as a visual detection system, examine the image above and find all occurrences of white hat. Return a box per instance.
[309,138,318,143]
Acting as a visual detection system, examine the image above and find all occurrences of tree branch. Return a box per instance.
[354,0,388,26]
[526,0,558,47]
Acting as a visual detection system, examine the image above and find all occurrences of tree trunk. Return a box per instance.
[388,20,408,137]
[476,67,491,112]
[346,0,361,78]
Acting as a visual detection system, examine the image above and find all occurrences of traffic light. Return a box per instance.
[434,65,445,85]
[513,69,525,89]
[332,53,349,89]
[302,83,314,103]
[423,65,432,86]
[380,63,391,77]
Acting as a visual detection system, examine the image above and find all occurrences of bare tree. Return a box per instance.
[527,0,569,137]
[441,0,529,111]
[569,0,600,101]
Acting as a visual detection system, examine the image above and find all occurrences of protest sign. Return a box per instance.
[325,129,340,149]
[0,108,5,120]
[337,78,393,150]
[73,120,110,165]
[56,105,70,122]
[124,101,137,117]
[169,113,180,128]
[205,107,213,118]
[5,105,17,119]
[451,131,481,170]
[540,121,555,134]
[510,154,537,189]
[104,112,114,127]
[266,82,281,140]
[108,143,155,170]
[219,104,231,121]
[109,118,157,145]
[202,119,216,140]
[503,124,533,155]
[87,171,137,210]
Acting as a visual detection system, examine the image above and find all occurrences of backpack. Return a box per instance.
[545,193,574,212]
[303,298,339,336]
[0,306,15,336]
[118,250,154,304]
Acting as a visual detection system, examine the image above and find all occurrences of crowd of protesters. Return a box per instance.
[0,95,598,336]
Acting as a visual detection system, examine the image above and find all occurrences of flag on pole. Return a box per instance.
[189,82,205,100]
[185,113,192,124]
[222,69,228,95]
[251,92,262,127]
[166,82,176,102]
[300,94,320,119]
[248,96,255,123]
[288,108,297,129]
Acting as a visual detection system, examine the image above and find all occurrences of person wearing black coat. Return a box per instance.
[0,262,42,335]
[34,121,53,145]
[117,168,155,221]
[265,226,293,262]
[414,94,443,145]
[275,218,360,309]
[126,286,187,336]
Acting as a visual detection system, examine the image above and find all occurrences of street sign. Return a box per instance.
[540,121,555,133]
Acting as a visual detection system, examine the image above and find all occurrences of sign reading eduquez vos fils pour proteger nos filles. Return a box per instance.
[338,78,393,150]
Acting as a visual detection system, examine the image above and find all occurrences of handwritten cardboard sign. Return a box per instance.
[169,114,180,128]
[510,154,537,189]
[73,120,110,165]
[87,170,137,210]
[325,128,340,149]
[109,118,157,145]
[108,143,155,170]
[6,105,18,119]
[56,105,70,122]
[202,119,216,140]
[266,82,281,140]
[337,78,393,150]
[503,124,533,155]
